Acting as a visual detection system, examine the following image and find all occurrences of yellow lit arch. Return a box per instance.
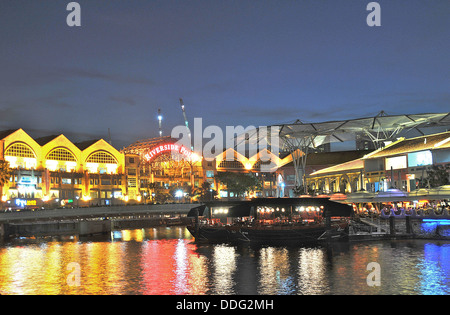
[5,142,36,158]
[46,147,77,162]
[86,151,118,164]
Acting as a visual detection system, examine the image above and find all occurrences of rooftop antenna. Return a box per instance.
[158,108,163,137]
[108,128,112,145]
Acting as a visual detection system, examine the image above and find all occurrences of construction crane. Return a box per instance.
[158,108,163,137]
[179,98,192,147]
[179,98,189,130]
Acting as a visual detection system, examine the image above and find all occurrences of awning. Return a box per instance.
[346,191,375,203]
[373,188,408,202]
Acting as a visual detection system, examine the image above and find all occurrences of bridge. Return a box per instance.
[0,203,196,238]
[0,203,195,223]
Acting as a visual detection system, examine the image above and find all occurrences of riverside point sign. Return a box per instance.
[143,143,199,162]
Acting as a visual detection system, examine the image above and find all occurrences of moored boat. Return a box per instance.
[187,198,353,244]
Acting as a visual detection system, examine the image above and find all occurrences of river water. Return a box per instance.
[0,227,449,295]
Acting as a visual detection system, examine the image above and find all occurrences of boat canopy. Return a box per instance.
[204,198,354,218]
[187,204,207,217]
[187,200,246,217]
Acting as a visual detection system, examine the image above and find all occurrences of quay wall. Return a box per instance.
[410,220,450,239]
[354,216,450,240]
[379,209,450,239]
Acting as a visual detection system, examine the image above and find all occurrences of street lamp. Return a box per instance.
[175,189,183,203]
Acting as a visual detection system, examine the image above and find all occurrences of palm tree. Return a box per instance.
[0,160,11,203]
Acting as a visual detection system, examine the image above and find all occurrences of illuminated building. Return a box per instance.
[214,148,293,198]
[122,137,296,200]
[121,136,204,202]
[0,129,126,208]
[307,131,450,194]
[5,127,442,208]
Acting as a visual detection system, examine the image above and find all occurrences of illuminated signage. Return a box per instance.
[15,199,36,207]
[143,143,199,162]
[15,199,26,207]
[408,150,433,167]
[385,156,407,170]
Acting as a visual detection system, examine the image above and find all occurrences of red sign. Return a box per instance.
[143,143,197,162]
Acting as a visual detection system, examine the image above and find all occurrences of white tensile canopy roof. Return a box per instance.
[237,111,450,150]
[234,112,450,189]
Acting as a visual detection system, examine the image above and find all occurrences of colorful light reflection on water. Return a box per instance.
[0,227,450,295]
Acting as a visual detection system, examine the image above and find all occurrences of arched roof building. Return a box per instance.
[0,129,126,208]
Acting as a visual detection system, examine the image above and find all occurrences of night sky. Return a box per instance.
[0,0,449,149]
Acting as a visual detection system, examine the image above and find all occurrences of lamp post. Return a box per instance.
[175,189,183,203]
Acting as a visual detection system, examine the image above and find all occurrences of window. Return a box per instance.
[87,151,117,164]
[128,178,137,188]
[128,168,136,175]
[129,157,135,164]
[90,191,99,199]
[46,148,76,162]
[218,160,244,169]
[206,170,214,178]
[5,143,35,158]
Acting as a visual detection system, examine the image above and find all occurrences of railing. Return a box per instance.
[379,207,450,219]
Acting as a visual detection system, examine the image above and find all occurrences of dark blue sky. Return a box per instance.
[0,0,448,149]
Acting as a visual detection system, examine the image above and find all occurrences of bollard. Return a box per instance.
[405,216,412,234]
[389,216,396,235]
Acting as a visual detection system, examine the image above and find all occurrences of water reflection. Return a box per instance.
[298,248,329,295]
[1,227,450,295]
[259,247,293,294]
[419,243,450,295]
[212,245,237,294]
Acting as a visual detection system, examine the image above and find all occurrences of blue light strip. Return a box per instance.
[422,219,450,225]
